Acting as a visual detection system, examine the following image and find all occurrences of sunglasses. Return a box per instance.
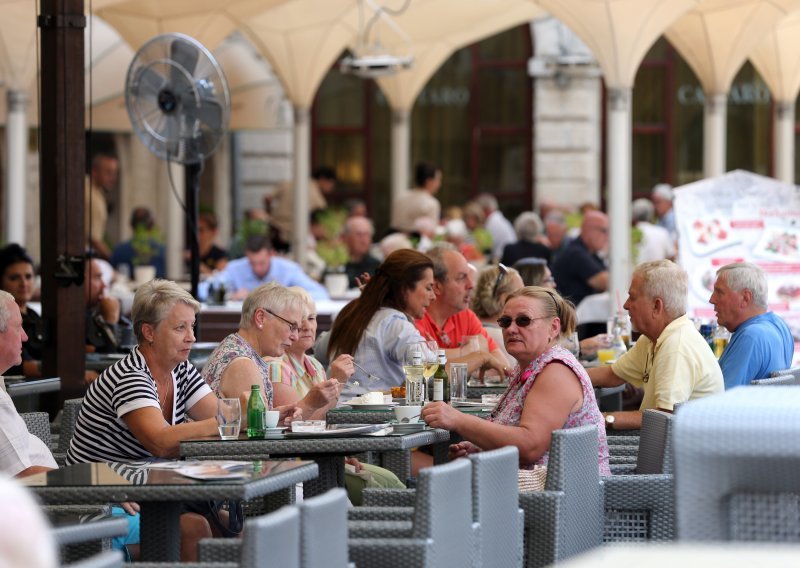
[496,315,550,329]
[492,263,509,297]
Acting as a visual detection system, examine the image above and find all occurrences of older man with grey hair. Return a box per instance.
[710,262,793,389]
[589,260,723,430]
[475,193,516,262]
[338,216,380,288]
[632,198,675,264]
[0,290,58,477]
[500,211,551,266]
[651,183,677,241]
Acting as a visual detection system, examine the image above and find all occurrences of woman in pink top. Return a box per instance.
[423,286,610,475]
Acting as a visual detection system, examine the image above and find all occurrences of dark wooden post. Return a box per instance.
[38,0,87,406]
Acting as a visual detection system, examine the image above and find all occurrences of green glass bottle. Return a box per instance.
[431,350,449,402]
[247,384,266,439]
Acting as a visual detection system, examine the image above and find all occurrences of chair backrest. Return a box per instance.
[57,398,83,454]
[241,505,300,568]
[543,425,603,560]
[635,409,674,474]
[64,550,123,568]
[21,412,51,447]
[413,458,473,568]
[469,446,521,568]
[675,386,800,541]
[752,374,796,386]
[299,488,349,568]
[770,367,800,381]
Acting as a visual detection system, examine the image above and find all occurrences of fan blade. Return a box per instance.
[170,38,199,81]
[184,97,224,133]
[136,65,168,101]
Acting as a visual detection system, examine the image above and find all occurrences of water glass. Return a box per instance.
[449,363,468,403]
[217,398,241,440]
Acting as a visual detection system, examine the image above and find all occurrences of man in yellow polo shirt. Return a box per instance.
[588,260,723,430]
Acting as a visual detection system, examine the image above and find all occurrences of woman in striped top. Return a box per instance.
[67,279,235,561]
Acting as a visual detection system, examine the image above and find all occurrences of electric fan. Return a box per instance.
[125,33,230,299]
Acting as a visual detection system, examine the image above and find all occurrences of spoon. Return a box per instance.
[400,414,420,424]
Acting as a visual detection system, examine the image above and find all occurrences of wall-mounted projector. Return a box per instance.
[339,53,413,79]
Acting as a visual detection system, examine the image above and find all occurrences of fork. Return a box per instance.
[352,361,389,386]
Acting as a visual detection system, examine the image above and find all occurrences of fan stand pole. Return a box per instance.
[185,162,202,305]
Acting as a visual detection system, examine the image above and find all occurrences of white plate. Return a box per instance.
[264,427,287,434]
[451,401,496,409]
[346,402,398,410]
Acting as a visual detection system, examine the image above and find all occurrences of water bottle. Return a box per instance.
[404,351,425,405]
[247,384,266,439]
[611,322,628,360]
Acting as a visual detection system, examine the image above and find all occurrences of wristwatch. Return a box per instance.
[604,413,615,431]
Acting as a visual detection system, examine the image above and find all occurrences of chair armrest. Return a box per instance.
[348,506,415,521]
[348,537,433,568]
[348,520,414,539]
[602,474,675,542]
[51,517,128,546]
[609,463,637,475]
[198,538,241,563]
[519,491,564,568]
[362,488,417,507]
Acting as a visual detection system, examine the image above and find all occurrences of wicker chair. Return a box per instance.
[64,550,124,568]
[348,459,474,568]
[603,409,675,542]
[675,386,800,542]
[770,366,800,381]
[519,425,603,567]
[21,412,51,447]
[53,398,83,466]
[51,517,128,566]
[752,374,796,386]
[198,503,302,567]
[355,446,524,568]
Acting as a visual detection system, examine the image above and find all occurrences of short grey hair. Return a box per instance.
[716,262,768,309]
[343,216,374,236]
[514,212,544,241]
[0,290,15,332]
[632,198,655,223]
[634,260,687,319]
[287,286,315,318]
[475,193,499,212]
[651,183,673,201]
[132,279,200,342]
[240,282,305,329]
[425,243,458,282]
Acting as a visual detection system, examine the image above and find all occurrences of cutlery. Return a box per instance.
[352,361,388,385]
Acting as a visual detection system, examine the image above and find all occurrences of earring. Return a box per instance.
[257,324,263,330]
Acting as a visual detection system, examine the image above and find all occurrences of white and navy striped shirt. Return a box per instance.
[66,346,211,464]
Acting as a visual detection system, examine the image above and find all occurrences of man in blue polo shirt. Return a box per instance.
[710,262,793,389]
[216,235,329,301]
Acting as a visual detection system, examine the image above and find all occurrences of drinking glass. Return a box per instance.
[449,363,468,403]
[403,342,426,405]
[421,340,440,380]
[217,398,241,440]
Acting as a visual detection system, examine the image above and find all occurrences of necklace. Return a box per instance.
[157,377,173,414]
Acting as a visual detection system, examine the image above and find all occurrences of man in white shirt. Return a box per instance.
[632,198,675,264]
[475,193,516,262]
[0,290,57,477]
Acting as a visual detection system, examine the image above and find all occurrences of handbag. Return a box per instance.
[517,466,547,492]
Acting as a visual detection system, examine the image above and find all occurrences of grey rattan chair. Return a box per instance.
[675,386,800,542]
[51,516,128,565]
[53,398,83,466]
[603,409,675,542]
[752,374,796,386]
[21,411,52,447]
[770,366,800,381]
[198,503,302,567]
[64,550,124,568]
[348,459,474,568]
[356,446,523,568]
[301,488,350,568]
[519,425,604,568]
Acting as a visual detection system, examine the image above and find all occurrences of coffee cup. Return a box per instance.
[264,410,280,428]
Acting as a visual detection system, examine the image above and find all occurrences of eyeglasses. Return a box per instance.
[496,315,550,329]
[264,308,300,334]
[492,263,509,297]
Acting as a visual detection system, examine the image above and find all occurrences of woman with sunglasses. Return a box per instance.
[202,282,340,422]
[470,264,524,369]
[423,286,610,474]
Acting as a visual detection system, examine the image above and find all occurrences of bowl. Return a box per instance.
[291,420,326,433]
[393,405,422,424]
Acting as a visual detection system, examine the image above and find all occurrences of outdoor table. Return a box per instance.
[21,459,318,562]
[326,405,492,425]
[180,427,450,497]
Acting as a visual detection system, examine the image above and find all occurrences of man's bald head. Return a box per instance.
[580,210,609,254]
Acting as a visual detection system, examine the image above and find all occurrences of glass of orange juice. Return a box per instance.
[597,348,616,364]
